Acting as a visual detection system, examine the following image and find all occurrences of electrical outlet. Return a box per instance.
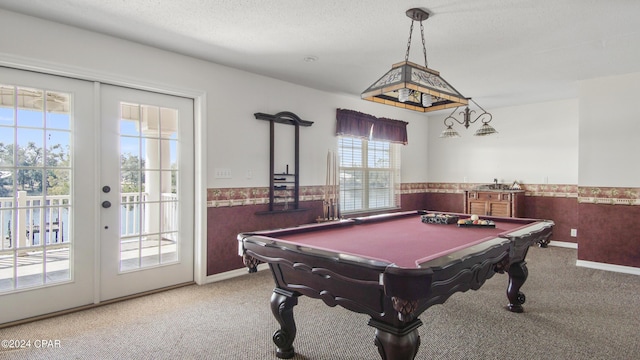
[570,229,577,237]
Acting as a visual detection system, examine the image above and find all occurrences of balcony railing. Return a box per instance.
[1,191,178,250]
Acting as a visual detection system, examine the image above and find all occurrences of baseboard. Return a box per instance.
[548,242,639,275]
[548,240,578,249]
[203,263,269,284]
[576,260,640,276]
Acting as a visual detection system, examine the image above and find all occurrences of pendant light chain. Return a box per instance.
[420,20,428,68]
[404,19,429,68]
[404,20,414,62]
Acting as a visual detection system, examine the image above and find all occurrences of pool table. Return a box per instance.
[238,210,554,359]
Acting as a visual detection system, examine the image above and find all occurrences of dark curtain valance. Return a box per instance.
[335,109,408,145]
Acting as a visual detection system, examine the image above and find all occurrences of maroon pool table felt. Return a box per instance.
[258,215,529,267]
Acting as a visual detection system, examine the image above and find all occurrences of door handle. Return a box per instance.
[101,201,112,208]
[102,185,111,193]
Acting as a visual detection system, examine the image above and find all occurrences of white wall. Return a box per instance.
[579,72,640,187]
[0,9,429,188]
[426,99,579,185]
[5,9,597,190]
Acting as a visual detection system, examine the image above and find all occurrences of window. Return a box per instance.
[0,84,73,292]
[338,136,400,213]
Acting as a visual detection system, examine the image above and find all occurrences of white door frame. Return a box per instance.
[0,54,209,301]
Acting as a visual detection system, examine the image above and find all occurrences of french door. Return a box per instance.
[0,67,195,324]
[0,67,96,323]
[99,85,194,301]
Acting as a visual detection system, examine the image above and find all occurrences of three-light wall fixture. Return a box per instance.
[439,98,498,138]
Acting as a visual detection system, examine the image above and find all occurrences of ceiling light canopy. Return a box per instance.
[361,8,468,113]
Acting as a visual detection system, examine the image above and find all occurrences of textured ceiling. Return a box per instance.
[1,0,640,110]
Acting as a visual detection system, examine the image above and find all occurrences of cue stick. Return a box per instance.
[328,150,331,219]
[331,150,336,219]
[333,150,337,219]
[334,150,339,219]
[324,151,327,219]
[327,150,332,220]
[325,150,330,220]
[329,151,336,220]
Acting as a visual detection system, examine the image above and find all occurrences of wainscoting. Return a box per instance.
[206,183,639,276]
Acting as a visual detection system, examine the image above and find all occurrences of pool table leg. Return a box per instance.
[538,238,550,248]
[270,288,299,359]
[369,318,423,360]
[506,260,528,313]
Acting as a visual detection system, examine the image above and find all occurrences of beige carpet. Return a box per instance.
[1,246,639,359]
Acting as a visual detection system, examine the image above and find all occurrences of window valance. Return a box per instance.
[335,109,408,145]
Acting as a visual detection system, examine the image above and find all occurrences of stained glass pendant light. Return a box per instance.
[361,8,468,113]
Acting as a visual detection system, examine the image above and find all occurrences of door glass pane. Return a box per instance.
[17,128,44,168]
[16,87,44,127]
[0,84,72,293]
[0,142,14,167]
[46,244,70,281]
[48,110,70,130]
[121,137,141,166]
[0,85,16,126]
[46,130,70,166]
[17,253,44,288]
[118,103,180,272]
